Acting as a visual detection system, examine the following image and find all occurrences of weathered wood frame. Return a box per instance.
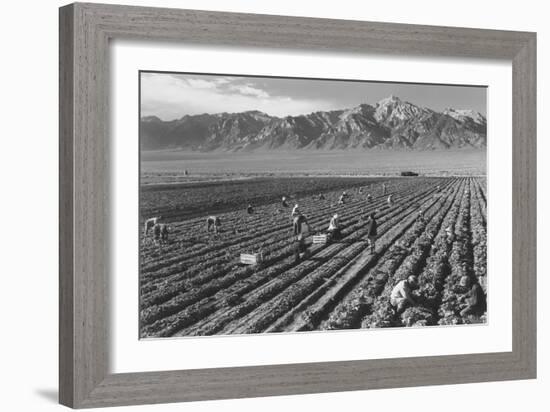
[59,2,536,408]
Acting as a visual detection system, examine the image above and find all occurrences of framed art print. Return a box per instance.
[137,71,489,339]
[59,3,536,408]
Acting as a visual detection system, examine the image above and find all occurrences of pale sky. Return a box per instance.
[140,71,487,121]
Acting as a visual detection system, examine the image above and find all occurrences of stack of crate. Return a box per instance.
[312,234,329,245]
[240,252,264,265]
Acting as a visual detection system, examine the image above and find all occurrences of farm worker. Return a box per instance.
[445,226,454,244]
[294,234,309,263]
[387,194,394,206]
[143,216,160,236]
[390,275,419,314]
[338,191,348,204]
[282,196,289,207]
[327,213,341,239]
[206,216,221,233]
[153,223,162,245]
[366,212,378,253]
[458,276,487,317]
[417,210,426,224]
[436,184,441,192]
[366,193,372,203]
[291,204,301,218]
[160,224,170,244]
[318,193,326,200]
[247,204,254,214]
[293,213,309,236]
[382,183,387,195]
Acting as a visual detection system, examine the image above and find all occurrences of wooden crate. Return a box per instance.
[240,253,263,265]
[312,234,329,245]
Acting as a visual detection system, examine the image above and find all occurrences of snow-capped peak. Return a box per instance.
[444,108,486,125]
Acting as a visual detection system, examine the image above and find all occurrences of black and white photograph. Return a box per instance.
[139,71,488,338]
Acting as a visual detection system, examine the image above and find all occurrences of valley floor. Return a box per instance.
[141,149,486,185]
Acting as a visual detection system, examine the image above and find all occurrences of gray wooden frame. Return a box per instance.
[59,2,536,408]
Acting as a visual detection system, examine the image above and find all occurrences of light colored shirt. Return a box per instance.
[328,216,339,231]
[390,280,412,302]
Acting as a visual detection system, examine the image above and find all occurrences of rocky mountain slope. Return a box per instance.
[140,96,486,151]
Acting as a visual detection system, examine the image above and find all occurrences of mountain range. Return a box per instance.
[140,95,486,151]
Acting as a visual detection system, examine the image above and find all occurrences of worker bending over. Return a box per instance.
[458,276,486,317]
[390,275,419,314]
[281,196,289,207]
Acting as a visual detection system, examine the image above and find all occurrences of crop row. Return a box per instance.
[270,180,461,333]
[139,181,416,308]
[321,179,463,330]
[140,182,442,333]
[437,180,486,325]
[139,180,408,286]
[139,179,434,302]
[399,179,468,327]
[162,180,453,337]
[139,180,403,274]
[138,177,487,338]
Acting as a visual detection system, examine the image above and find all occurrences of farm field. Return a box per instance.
[139,176,487,338]
[141,176,401,221]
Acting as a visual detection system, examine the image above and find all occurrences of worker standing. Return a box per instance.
[294,234,310,263]
[247,204,254,214]
[382,183,387,196]
[153,223,162,246]
[387,194,394,207]
[327,213,341,240]
[293,213,309,236]
[366,212,377,253]
[291,204,300,218]
[206,216,222,233]
[160,223,170,245]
